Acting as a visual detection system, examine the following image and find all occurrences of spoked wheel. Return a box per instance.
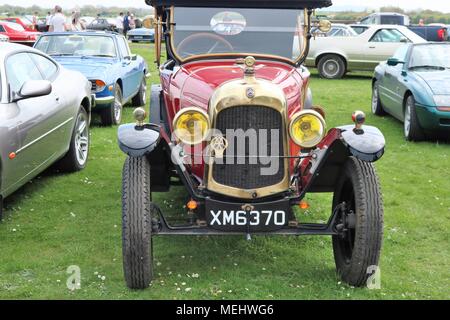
[122,156,153,289]
[132,76,147,107]
[57,107,90,172]
[404,95,425,141]
[100,85,123,126]
[332,157,384,287]
[371,81,385,116]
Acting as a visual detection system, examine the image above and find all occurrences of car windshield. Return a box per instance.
[172,7,307,62]
[35,35,117,58]
[410,45,450,69]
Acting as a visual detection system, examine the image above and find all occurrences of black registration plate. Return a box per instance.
[205,198,290,232]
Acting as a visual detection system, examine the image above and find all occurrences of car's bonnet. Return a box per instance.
[415,70,450,95]
[51,57,115,80]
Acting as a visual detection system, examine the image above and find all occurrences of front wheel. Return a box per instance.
[100,85,123,126]
[404,95,425,141]
[132,76,146,107]
[57,107,89,172]
[332,157,384,287]
[122,156,153,289]
[372,81,385,116]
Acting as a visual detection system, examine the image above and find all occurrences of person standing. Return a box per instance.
[123,11,130,36]
[69,11,85,31]
[116,12,124,34]
[129,13,136,30]
[45,11,52,32]
[32,12,39,31]
[49,5,66,32]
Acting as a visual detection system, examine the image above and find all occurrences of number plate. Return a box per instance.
[205,198,290,232]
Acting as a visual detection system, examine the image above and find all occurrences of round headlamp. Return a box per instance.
[289,110,326,148]
[173,107,210,145]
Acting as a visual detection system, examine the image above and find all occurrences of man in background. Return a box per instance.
[116,12,124,34]
[49,5,66,32]
[45,11,52,32]
[32,11,39,31]
[123,11,130,36]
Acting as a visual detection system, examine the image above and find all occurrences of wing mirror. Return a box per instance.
[125,54,138,61]
[387,58,404,66]
[15,80,52,101]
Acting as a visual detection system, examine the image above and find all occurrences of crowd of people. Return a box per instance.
[34,5,138,34]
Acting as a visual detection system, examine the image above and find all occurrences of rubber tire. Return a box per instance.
[57,107,89,172]
[371,80,386,116]
[404,95,425,141]
[122,156,153,289]
[100,85,122,126]
[317,54,346,79]
[332,157,384,287]
[132,76,146,107]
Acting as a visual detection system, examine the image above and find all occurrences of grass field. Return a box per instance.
[0,43,449,300]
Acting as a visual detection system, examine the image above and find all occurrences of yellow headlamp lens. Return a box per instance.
[173,108,210,145]
[289,110,326,148]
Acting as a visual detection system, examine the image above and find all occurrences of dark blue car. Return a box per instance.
[34,31,149,125]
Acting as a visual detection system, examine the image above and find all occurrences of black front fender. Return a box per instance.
[118,123,160,157]
[339,125,385,162]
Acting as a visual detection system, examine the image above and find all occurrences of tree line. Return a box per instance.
[0,4,153,18]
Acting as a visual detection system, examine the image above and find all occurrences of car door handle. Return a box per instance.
[369,46,376,49]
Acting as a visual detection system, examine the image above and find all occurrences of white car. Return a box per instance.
[311,23,357,37]
[305,25,426,79]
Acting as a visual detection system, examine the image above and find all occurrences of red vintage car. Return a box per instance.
[0,21,40,44]
[118,0,386,290]
[1,17,36,31]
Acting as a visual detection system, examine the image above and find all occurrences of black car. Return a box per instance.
[87,18,117,32]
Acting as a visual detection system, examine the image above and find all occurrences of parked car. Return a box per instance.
[359,12,410,26]
[1,17,36,31]
[311,23,357,37]
[0,43,93,220]
[350,24,369,35]
[408,25,448,42]
[0,21,40,45]
[86,18,117,32]
[372,43,450,141]
[306,25,426,79]
[118,0,386,290]
[34,31,149,125]
[127,27,155,43]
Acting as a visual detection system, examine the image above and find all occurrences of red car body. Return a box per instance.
[0,21,40,44]
[1,17,35,31]
[161,59,309,178]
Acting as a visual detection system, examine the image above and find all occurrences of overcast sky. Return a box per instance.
[0,0,449,13]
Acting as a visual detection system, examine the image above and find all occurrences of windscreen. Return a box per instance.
[35,35,117,58]
[410,45,450,69]
[172,7,307,62]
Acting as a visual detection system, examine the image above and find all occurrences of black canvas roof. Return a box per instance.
[145,0,332,10]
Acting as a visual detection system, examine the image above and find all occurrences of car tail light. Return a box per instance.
[438,28,445,41]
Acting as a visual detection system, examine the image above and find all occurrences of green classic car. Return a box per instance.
[372,43,450,141]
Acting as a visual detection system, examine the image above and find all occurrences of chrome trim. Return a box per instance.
[16,117,74,155]
[95,96,115,105]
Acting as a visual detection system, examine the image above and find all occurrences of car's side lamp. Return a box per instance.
[352,110,365,135]
[387,58,404,66]
[133,107,147,127]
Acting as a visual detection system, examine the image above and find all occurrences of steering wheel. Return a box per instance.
[176,33,233,57]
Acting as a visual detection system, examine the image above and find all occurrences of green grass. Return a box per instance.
[0,43,449,300]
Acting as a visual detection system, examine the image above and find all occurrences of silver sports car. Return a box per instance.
[0,43,93,218]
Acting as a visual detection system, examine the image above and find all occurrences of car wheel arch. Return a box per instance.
[403,90,414,113]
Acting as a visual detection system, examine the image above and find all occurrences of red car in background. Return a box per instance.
[1,17,36,31]
[0,21,40,45]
